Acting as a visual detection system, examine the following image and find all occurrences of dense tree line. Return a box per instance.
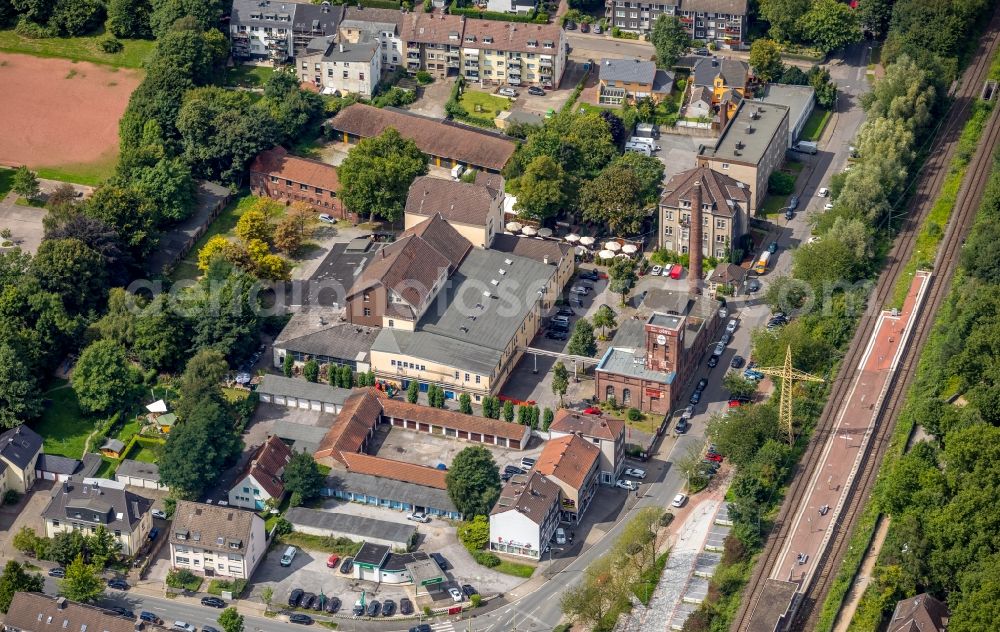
[757,0,862,53]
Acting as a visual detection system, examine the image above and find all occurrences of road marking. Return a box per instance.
[430,622,456,632]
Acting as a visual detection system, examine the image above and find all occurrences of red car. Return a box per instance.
[583,407,601,415]
[705,453,723,463]
[728,399,744,408]
[326,554,340,568]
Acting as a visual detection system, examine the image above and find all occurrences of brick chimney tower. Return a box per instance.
[688,179,703,295]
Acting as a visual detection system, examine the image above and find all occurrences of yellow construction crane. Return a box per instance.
[757,345,824,445]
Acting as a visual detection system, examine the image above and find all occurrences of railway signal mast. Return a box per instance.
[757,345,824,445]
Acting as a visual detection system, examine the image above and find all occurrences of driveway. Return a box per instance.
[408,78,454,119]
[565,32,654,63]
[0,481,51,558]
[657,134,701,184]
[0,192,45,254]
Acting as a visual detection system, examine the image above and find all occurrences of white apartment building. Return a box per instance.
[298,35,382,98]
[489,471,561,560]
[170,501,267,580]
[339,6,404,70]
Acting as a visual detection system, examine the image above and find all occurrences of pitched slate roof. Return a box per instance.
[599,58,655,84]
[249,146,341,192]
[273,315,376,365]
[490,233,571,264]
[0,425,42,470]
[258,374,354,405]
[461,20,562,54]
[42,477,152,535]
[115,459,160,483]
[238,435,294,499]
[549,409,624,442]
[35,454,81,476]
[691,57,749,90]
[535,434,600,491]
[490,470,561,524]
[327,104,516,171]
[5,592,168,632]
[709,263,747,284]
[660,165,750,216]
[887,593,949,632]
[342,6,403,32]
[314,388,384,461]
[325,468,459,514]
[405,176,500,226]
[341,452,448,489]
[170,501,262,554]
[681,0,748,14]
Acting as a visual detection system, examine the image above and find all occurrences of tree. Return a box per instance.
[49,0,105,36]
[71,340,141,414]
[542,407,554,431]
[11,166,39,201]
[599,109,628,147]
[561,553,631,629]
[235,206,273,245]
[856,0,894,39]
[284,353,294,377]
[132,295,190,373]
[551,362,569,406]
[592,304,618,339]
[88,526,121,568]
[457,515,491,551]
[0,560,43,613]
[302,359,319,383]
[44,213,132,286]
[758,0,811,42]
[568,318,598,357]
[11,526,42,556]
[130,155,196,223]
[723,372,757,399]
[48,531,86,567]
[459,393,473,414]
[608,257,638,306]
[260,586,274,613]
[175,348,229,418]
[610,152,664,204]
[185,262,263,366]
[513,155,568,222]
[800,0,862,54]
[284,451,324,505]
[84,184,157,257]
[809,65,838,109]
[502,399,515,423]
[107,0,152,38]
[33,238,108,313]
[749,39,785,83]
[338,128,428,223]
[10,0,53,23]
[580,165,649,235]
[59,555,103,603]
[445,446,501,518]
[149,0,222,37]
[0,343,41,428]
[274,203,312,254]
[650,15,688,68]
[481,396,500,419]
[218,607,244,632]
[159,396,241,498]
[768,171,796,195]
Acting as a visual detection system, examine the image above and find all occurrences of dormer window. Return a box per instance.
[527,40,537,48]
[543,40,554,48]
[484,36,493,43]
[465,35,476,43]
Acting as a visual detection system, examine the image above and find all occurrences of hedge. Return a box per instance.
[448,0,548,23]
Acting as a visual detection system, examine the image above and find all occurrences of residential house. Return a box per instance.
[0,425,42,496]
[489,471,562,560]
[758,83,816,147]
[297,34,382,98]
[604,0,748,49]
[42,477,153,556]
[686,85,713,119]
[535,434,600,523]
[401,12,466,78]
[229,0,344,62]
[3,592,171,632]
[403,176,504,248]
[697,100,789,213]
[689,56,750,116]
[707,263,747,297]
[548,410,625,485]
[659,165,751,257]
[228,435,294,510]
[460,21,567,89]
[170,501,267,580]
[327,103,516,172]
[486,0,537,14]
[248,146,345,218]
[597,58,674,105]
[339,6,404,70]
[887,593,949,632]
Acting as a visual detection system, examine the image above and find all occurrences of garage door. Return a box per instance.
[310,401,322,411]
[297,399,310,409]
[358,565,379,581]
[260,393,273,403]
[274,395,287,406]
[323,403,337,413]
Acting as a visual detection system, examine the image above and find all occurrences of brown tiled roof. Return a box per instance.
[5,592,168,632]
[341,452,448,489]
[382,399,530,442]
[327,104,516,171]
[170,501,261,554]
[315,389,383,462]
[401,12,466,45]
[549,409,624,442]
[709,263,746,284]
[404,213,473,267]
[535,434,600,491]
[490,233,571,264]
[887,593,949,632]
[660,166,749,217]
[462,20,562,54]
[490,470,560,524]
[239,435,294,499]
[249,146,340,192]
[405,176,499,226]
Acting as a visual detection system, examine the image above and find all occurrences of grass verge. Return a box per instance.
[0,29,154,68]
[32,384,91,458]
[459,90,511,124]
[169,191,257,282]
[225,64,275,88]
[276,532,363,557]
[495,560,535,578]
[800,109,832,142]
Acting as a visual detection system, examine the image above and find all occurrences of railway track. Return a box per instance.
[731,9,1000,632]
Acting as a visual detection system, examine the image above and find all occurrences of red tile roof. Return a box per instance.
[382,399,531,442]
[535,434,600,491]
[239,435,294,499]
[549,409,624,442]
[462,20,562,54]
[315,389,383,462]
[401,12,466,46]
[249,146,340,192]
[341,452,448,489]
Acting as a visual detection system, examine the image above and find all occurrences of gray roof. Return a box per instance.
[371,247,556,375]
[699,100,789,165]
[231,0,342,34]
[258,374,354,405]
[325,469,459,515]
[274,310,377,364]
[342,6,402,33]
[36,454,81,476]
[101,438,126,453]
[599,58,656,84]
[691,57,749,90]
[653,69,675,94]
[681,0,748,14]
[305,33,379,63]
[0,425,42,470]
[42,477,152,535]
[596,318,675,385]
[294,1,344,36]
[759,83,816,125]
[286,506,416,544]
[115,459,161,483]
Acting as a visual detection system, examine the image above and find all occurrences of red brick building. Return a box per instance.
[249,146,348,219]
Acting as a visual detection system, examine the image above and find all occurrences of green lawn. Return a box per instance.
[495,560,535,578]
[0,168,12,198]
[34,160,116,187]
[0,28,155,68]
[225,65,275,88]
[169,191,258,282]
[32,385,92,458]
[800,109,832,142]
[760,194,790,218]
[459,90,511,122]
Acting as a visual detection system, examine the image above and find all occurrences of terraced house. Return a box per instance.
[604,0,747,49]
[401,12,466,78]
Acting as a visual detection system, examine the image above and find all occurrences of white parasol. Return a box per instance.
[575,245,588,255]
[604,241,622,251]
[565,234,580,243]
[579,236,596,246]
[506,221,523,232]
[621,244,638,254]
[599,249,616,259]
[521,225,538,236]
[537,227,553,238]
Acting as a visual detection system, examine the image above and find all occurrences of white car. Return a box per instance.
[817,187,830,197]
[681,405,694,420]
[624,467,646,479]
[152,509,167,520]
[448,587,464,602]
[616,479,638,491]
[498,87,517,97]
[808,236,822,244]
[713,342,725,357]
[569,286,591,295]
[171,622,196,632]
[671,493,688,508]
[407,512,430,523]
[824,203,834,211]
[718,307,728,320]
[555,527,566,544]
[318,213,335,223]
[651,265,663,276]
[726,319,738,334]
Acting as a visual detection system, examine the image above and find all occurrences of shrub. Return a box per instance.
[626,407,642,422]
[470,594,482,607]
[768,171,796,195]
[472,550,501,567]
[100,37,124,54]
[273,518,292,536]
[166,569,202,592]
[15,18,54,39]
[416,70,433,85]
[4,490,19,505]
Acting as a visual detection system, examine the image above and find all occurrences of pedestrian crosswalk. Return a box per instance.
[429,622,455,632]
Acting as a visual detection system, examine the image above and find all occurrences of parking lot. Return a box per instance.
[656,133,701,184]
[368,424,545,473]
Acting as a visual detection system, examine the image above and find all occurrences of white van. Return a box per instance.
[279,546,297,567]
[451,164,465,180]
[624,142,652,156]
[629,136,661,152]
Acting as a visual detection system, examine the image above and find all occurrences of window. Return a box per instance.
[606,385,615,400]
[465,373,470,381]
[269,176,278,183]
[176,556,190,564]
[300,183,308,190]
[716,218,726,229]
[360,72,365,81]
[475,395,481,401]
[388,319,395,328]
[52,519,60,527]
[363,292,370,302]
[664,210,673,220]
[343,71,349,79]
[391,359,396,366]
[363,308,371,317]
[475,375,481,384]
[622,388,632,404]
[114,529,121,537]
[721,163,730,170]
[716,234,727,243]
[664,227,673,236]
[243,487,250,493]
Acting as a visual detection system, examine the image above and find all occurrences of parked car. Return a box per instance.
[407,512,430,523]
[140,612,162,625]
[107,578,129,590]
[720,332,732,346]
[527,86,545,96]
[824,203,834,210]
[726,319,738,334]
[324,596,341,614]
[593,24,602,33]
[301,593,316,610]
[555,527,567,544]
[556,305,575,316]
[498,87,518,97]
[448,587,464,602]
[382,599,396,617]
[400,597,414,615]
[203,627,222,632]
[788,195,799,210]
[695,47,710,55]
[327,554,340,568]
[744,369,765,381]
[817,187,829,197]
[152,509,167,519]
[431,552,451,571]
[367,600,381,617]
[48,567,65,578]
[707,355,719,368]
[352,601,365,616]
[713,341,725,356]
[671,493,688,508]
[410,626,432,632]
[288,588,304,608]
[201,596,226,609]
[580,22,589,32]
[462,584,479,597]
[289,613,314,625]
[696,378,709,392]
[675,419,690,434]
[681,405,694,420]
[171,623,196,632]
[730,355,745,368]
[651,265,663,276]
[747,278,761,292]
[564,19,576,29]
[546,329,568,341]
[339,557,354,574]
[520,457,537,470]
[767,241,778,254]
[625,467,646,479]
[108,607,134,619]
[578,269,600,281]
[569,286,591,295]
[705,453,724,462]
[318,214,336,224]
[689,390,701,405]
[616,479,638,491]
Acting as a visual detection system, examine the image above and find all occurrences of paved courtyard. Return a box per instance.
[0,192,45,255]
[369,423,544,472]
